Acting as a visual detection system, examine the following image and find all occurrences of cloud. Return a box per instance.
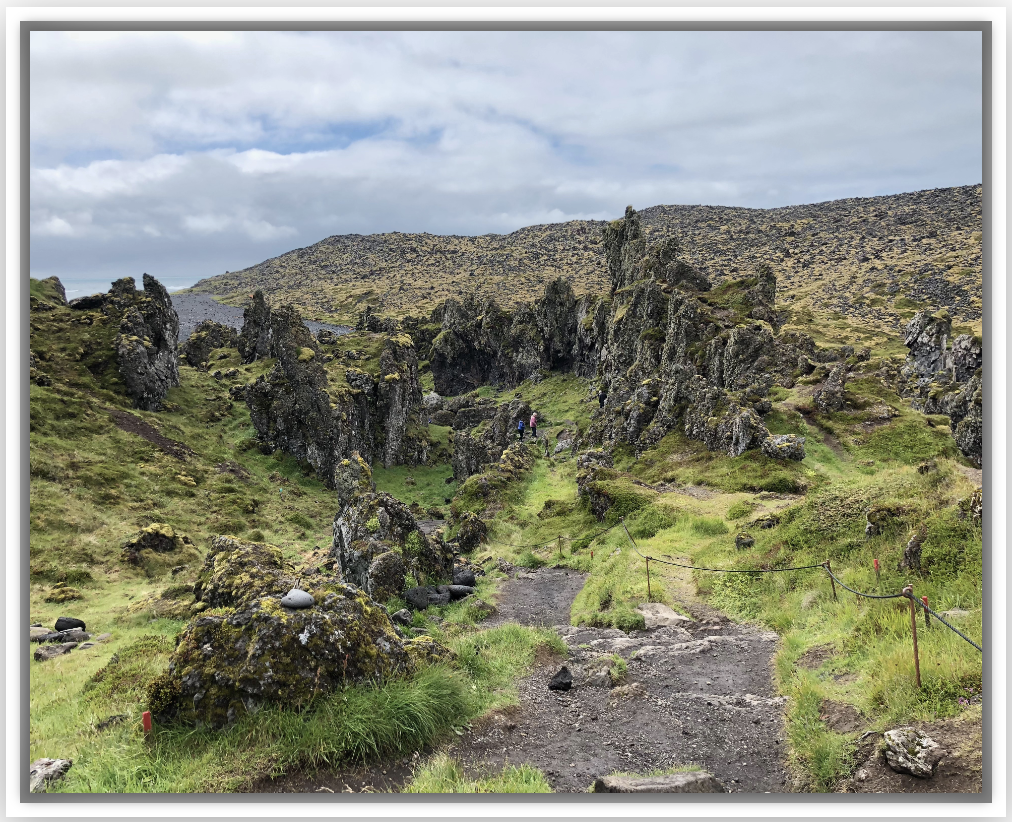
[29,29,982,289]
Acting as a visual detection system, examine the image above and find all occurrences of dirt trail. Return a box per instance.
[250,562,788,794]
[444,564,788,793]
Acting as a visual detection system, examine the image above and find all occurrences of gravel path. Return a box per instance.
[249,564,789,794]
[445,568,788,794]
[170,292,352,342]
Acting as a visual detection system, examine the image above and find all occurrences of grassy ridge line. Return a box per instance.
[188,186,981,340]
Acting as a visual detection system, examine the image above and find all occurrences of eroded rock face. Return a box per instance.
[180,321,239,369]
[451,398,533,481]
[149,534,447,729]
[112,275,180,410]
[332,492,452,598]
[237,290,273,363]
[899,309,983,467]
[245,298,427,478]
[813,363,848,412]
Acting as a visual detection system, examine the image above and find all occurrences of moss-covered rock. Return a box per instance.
[179,320,238,370]
[193,535,299,609]
[149,534,450,728]
[121,523,202,577]
[333,492,451,595]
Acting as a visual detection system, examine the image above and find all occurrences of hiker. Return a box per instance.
[516,418,525,442]
[598,389,607,409]
[530,411,538,440]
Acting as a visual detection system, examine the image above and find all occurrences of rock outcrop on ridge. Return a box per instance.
[109,275,181,411]
[899,309,983,467]
[243,294,429,482]
[428,206,813,465]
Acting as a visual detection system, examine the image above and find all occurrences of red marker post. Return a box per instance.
[873,558,880,586]
[142,711,152,734]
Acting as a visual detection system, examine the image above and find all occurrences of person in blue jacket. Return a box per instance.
[516,418,525,442]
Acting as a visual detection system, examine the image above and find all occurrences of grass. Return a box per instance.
[403,753,552,793]
[373,461,456,512]
[29,279,983,795]
[52,666,470,792]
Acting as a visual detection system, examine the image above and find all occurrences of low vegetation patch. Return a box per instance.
[404,753,552,793]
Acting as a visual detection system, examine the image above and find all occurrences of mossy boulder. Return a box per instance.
[121,524,201,577]
[179,320,238,370]
[333,492,451,596]
[192,535,299,609]
[148,534,449,728]
[454,511,488,551]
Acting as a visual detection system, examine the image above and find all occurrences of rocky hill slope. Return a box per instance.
[189,185,982,338]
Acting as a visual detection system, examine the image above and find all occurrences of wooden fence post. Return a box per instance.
[903,585,922,688]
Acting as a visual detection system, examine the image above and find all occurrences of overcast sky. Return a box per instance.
[29,29,982,295]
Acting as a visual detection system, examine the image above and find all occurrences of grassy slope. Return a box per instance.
[28,288,982,794]
[28,295,559,793]
[458,374,983,791]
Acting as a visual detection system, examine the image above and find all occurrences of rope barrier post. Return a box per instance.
[557,535,563,561]
[826,560,838,601]
[903,585,922,689]
[873,558,880,587]
[921,596,931,629]
[646,557,652,602]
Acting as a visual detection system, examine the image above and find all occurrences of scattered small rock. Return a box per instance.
[280,589,315,609]
[390,609,413,626]
[735,532,755,551]
[34,642,79,662]
[593,770,725,793]
[29,758,72,793]
[635,602,694,629]
[548,666,573,691]
[95,714,127,732]
[882,727,946,778]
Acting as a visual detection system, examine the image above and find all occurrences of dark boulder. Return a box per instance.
[113,275,180,411]
[452,568,477,587]
[180,320,239,369]
[548,666,573,691]
[54,617,86,632]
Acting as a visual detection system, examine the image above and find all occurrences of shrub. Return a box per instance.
[726,500,757,521]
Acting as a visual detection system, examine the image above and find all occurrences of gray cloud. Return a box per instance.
[29,29,982,291]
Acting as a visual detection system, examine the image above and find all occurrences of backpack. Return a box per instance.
[517,420,524,431]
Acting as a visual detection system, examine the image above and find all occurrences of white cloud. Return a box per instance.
[28,29,982,290]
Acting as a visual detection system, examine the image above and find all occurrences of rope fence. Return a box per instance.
[613,517,982,688]
[480,514,982,686]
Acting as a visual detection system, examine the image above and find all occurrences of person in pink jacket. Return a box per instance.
[530,411,538,440]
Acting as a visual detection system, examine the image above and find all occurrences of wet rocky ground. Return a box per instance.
[170,292,351,341]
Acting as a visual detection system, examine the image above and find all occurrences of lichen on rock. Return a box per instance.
[149,533,449,729]
[111,274,180,410]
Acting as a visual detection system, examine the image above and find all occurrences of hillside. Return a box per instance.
[189,185,982,340]
[28,195,983,796]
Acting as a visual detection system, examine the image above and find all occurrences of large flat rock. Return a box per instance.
[593,771,726,793]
